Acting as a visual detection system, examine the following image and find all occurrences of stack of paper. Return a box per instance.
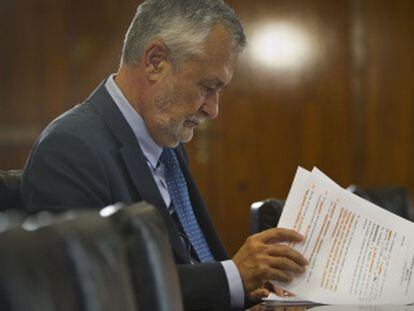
[263,292,314,306]
[269,167,414,305]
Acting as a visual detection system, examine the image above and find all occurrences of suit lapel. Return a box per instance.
[87,82,190,263]
[176,146,229,260]
[119,146,191,262]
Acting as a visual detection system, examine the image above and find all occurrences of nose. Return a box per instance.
[201,92,219,119]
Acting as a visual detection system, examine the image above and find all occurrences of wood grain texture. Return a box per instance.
[192,0,354,254]
[1,0,413,254]
[0,0,140,164]
[359,0,414,187]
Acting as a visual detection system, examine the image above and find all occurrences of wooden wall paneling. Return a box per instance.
[349,0,366,185]
[0,146,32,169]
[40,0,71,121]
[0,0,50,168]
[2,0,414,254]
[0,0,141,169]
[187,0,354,254]
[65,0,141,106]
[360,0,414,190]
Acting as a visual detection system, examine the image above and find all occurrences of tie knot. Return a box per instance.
[160,147,176,170]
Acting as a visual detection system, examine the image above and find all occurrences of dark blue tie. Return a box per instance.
[160,148,214,263]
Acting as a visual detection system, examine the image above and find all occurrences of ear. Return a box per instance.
[143,39,172,82]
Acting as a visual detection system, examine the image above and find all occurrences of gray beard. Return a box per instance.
[153,85,190,146]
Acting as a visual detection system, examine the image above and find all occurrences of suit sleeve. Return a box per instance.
[22,130,111,213]
[178,262,231,311]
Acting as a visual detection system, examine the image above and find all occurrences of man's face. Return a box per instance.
[145,24,238,147]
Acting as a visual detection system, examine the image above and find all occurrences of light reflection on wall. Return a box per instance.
[249,23,315,71]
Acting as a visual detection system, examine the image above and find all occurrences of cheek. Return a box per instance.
[173,91,203,116]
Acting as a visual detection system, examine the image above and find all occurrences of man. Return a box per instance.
[22,0,308,310]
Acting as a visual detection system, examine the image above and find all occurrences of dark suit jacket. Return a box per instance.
[22,82,233,310]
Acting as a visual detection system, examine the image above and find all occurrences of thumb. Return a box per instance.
[248,288,270,301]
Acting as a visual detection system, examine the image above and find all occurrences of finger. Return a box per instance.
[263,281,275,292]
[249,288,270,301]
[258,227,304,244]
[274,286,286,297]
[265,282,295,297]
[264,256,306,274]
[260,267,293,283]
[266,244,309,266]
[284,290,295,297]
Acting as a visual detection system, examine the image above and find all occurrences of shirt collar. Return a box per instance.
[105,74,162,168]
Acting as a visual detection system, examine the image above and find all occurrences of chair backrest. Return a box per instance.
[50,208,138,311]
[115,203,184,311]
[0,202,183,311]
[0,224,83,311]
[0,170,23,210]
[352,186,413,221]
[250,187,413,234]
[250,199,285,234]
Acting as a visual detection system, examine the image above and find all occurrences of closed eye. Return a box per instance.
[200,84,215,95]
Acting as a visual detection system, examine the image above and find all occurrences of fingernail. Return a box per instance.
[295,268,305,275]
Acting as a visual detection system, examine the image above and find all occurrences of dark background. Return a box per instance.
[1,0,413,255]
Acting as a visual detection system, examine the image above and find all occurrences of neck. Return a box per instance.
[114,66,144,116]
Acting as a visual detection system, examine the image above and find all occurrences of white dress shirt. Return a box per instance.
[105,74,245,309]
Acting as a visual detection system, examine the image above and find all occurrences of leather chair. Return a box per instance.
[0,170,23,210]
[0,202,183,311]
[352,186,413,221]
[250,198,285,234]
[250,187,413,234]
[0,218,83,311]
[115,203,183,311]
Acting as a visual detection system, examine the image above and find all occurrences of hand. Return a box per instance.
[232,227,308,300]
[265,281,294,297]
[274,287,294,297]
[248,282,294,301]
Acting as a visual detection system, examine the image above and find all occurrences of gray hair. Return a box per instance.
[121,0,246,67]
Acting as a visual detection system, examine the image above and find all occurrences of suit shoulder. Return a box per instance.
[37,102,114,147]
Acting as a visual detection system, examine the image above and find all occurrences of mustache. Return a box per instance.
[186,115,206,125]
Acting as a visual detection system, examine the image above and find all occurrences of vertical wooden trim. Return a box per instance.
[349,0,366,184]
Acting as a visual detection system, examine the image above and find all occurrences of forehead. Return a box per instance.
[180,24,238,85]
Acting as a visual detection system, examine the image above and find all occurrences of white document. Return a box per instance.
[270,167,414,305]
[262,292,314,306]
[311,305,414,311]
